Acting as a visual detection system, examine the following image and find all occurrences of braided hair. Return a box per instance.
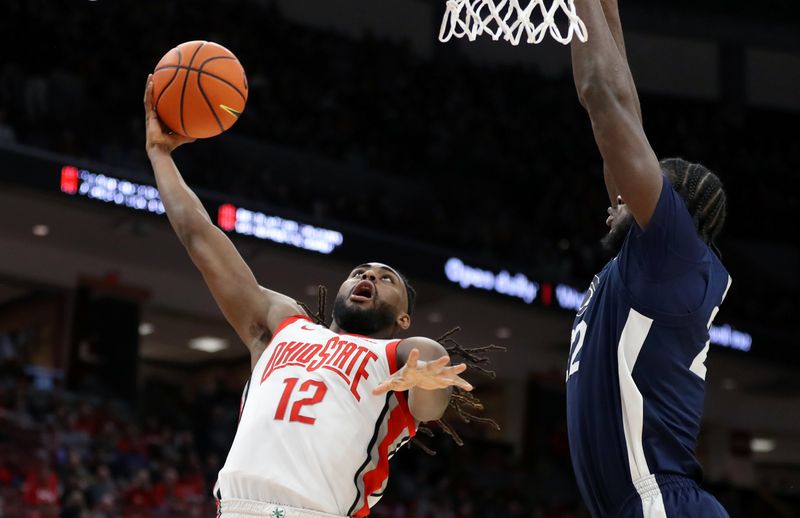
[298,285,504,454]
[660,158,727,255]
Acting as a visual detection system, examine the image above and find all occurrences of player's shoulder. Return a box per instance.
[621,179,707,272]
[642,176,694,232]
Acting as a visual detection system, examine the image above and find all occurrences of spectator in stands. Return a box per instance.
[22,453,59,518]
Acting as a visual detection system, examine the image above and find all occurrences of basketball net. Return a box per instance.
[439,0,587,46]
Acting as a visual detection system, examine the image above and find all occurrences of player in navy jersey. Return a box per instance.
[566,1,731,517]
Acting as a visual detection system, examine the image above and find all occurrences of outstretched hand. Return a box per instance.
[372,348,473,396]
[144,74,195,156]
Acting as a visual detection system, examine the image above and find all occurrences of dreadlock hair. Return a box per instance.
[297,285,329,327]
[422,326,506,452]
[298,285,505,454]
[660,158,727,256]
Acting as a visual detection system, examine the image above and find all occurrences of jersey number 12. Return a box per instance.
[275,377,328,425]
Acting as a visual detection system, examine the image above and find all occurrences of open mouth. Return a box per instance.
[350,280,375,302]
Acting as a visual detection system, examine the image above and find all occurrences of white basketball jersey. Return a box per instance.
[215,316,417,517]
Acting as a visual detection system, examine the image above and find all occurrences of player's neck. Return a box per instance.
[329,322,394,340]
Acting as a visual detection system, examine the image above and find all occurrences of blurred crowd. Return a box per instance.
[2,359,796,518]
[0,370,227,517]
[372,424,581,518]
[0,359,587,518]
[0,0,796,325]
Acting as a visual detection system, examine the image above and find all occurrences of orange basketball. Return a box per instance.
[152,41,248,139]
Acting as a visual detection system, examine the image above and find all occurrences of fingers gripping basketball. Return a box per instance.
[152,40,248,139]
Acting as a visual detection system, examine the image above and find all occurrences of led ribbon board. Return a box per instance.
[216,204,343,255]
[61,165,165,215]
[56,164,750,349]
[443,256,752,352]
[444,257,539,304]
[60,165,344,255]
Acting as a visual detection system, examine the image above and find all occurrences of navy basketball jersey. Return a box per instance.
[566,176,732,517]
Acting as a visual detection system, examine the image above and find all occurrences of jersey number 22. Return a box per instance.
[566,320,587,381]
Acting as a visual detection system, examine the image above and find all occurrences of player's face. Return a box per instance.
[332,263,411,336]
[601,201,635,253]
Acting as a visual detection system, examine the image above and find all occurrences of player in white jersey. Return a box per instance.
[143,78,475,518]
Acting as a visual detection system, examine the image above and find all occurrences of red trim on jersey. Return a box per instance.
[272,314,310,339]
[392,393,415,441]
[353,403,413,518]
[351,340,418,516]
[385,339,402,374]
[385,340,417,434]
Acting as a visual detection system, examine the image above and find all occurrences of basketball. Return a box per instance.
[152,41,248,139]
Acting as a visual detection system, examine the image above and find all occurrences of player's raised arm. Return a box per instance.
[571,0,662,228]
[598,0,641,124]
[373,337,472,423]
[597,0,641,206]
[143,75,303,365]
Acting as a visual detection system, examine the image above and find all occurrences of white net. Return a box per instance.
[439,0,587,46]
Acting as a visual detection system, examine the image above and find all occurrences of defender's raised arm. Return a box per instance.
[571,0,662,228]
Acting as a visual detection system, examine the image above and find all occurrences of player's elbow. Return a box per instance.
[174,208,214,247]
[577,74,633,115]
[411,407,446,424]
[175,224,198,249]
[409,388,451,423]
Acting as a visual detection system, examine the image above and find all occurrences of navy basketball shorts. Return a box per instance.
[617,474,729,518]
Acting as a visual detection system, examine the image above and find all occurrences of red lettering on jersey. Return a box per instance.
[350,350,379,401]
[261,342,288,383]
[308,337,340,371]
[296,343,323,363]
[259,333,380,400]
[279,341,306,364]
[334,341,358,369]
[345,347,369,376]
